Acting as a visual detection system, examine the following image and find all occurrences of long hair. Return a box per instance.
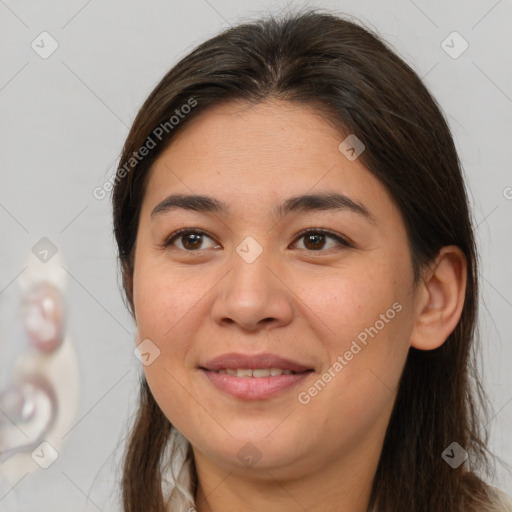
[112,8,509,511]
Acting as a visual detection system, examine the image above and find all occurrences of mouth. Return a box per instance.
[198,352,315,400]
[204,368,312,377]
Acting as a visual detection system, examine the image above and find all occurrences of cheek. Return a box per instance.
[132,262,193,399]
[302,264,399,340]
[133,257,200,344]
[132,264,196,431]
[299,265,411,397]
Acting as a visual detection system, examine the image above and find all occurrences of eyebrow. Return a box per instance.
[151,192,375,223]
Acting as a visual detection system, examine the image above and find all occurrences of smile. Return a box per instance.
[200,368,314,399]
[213,368,298,377]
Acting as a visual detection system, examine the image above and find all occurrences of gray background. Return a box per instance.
[0,0,511,510]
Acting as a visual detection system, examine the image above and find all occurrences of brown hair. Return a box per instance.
[112,8,507,511]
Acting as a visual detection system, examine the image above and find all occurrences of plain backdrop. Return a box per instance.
[0,0,511,510]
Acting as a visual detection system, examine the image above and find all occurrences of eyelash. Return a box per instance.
[161,228,353,253]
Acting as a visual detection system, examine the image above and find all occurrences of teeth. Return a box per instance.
[252,369,270,377]
[216,368,294,377]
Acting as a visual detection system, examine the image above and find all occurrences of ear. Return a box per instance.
[409,246,467,350]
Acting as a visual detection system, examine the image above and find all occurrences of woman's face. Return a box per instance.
[132,99,420,480]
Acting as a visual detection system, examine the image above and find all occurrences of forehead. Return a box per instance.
[142,99,400,227]
[165,98,345,164]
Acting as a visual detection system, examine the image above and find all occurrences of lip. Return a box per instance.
[200,352,313,373]
[199,352,315,400]
[200,369,313,400]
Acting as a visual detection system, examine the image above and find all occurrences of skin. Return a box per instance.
[131,99,467,511]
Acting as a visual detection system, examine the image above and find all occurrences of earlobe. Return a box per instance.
[409,246,467,351]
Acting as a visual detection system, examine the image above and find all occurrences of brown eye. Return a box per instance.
[163,228,351,253]
[303,233,328,250]
[293,229,351,251]
[178,233,203,251]
[165,229,220,251]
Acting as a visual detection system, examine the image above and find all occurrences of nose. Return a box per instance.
[210,242,294,332]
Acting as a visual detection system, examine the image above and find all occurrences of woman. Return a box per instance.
[111,8,511,512]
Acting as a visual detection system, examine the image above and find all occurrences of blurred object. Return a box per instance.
[21,282,64,353]
[0,379,56,464]
[0,248,80,488]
